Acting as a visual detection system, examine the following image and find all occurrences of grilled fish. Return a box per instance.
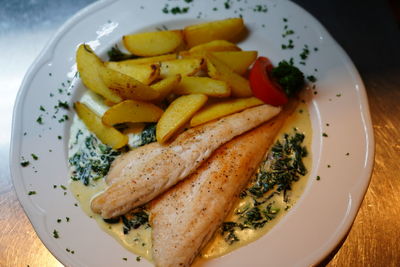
[91,104,281,218]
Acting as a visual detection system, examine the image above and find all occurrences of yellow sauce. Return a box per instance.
[68,101,311,263]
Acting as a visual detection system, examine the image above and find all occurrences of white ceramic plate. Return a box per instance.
[10,0,374,266]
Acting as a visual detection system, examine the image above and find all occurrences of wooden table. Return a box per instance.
[1,0,399,266]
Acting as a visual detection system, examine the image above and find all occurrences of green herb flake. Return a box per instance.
[322,133,328,137]
[57,101,69,110]
[57,219,62,223]
[224,0,231,9]
[58,136,62,140]
[316,175,321,181]
[21,161,30,167]
[136,256,141,262]
[107,45,138,62]
[39,106,46,111]
[66,217,70,222]
[31,154,39,160]
[53,230,59,238]
[336,93,342,97]
[122,258,127,261]
[307,75,317,82]
[28,191,36,195]
[36,116,44,125]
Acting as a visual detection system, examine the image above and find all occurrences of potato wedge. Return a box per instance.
[151,74,182,102]
[206,54,252,97]
[99,67,160,101]
[189,40,241,53]
[184,18,245,47]
[174,76,230,97]
[212,51,257,75]
[105,61,160,85]
[102,100,163,126]
[76,44,122,103]
[159,58,204,78]
[122,53,178,65]
[74,102,128,149]
[190,97,264,127]
[123,30,184,56]
[156,94,208,143]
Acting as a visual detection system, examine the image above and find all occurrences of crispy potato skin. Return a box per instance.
[123,30,184,56]
[184,18,245,48]
[156,94,208,143]
[76,44,122,103]
[190,97,264,127]
[74,102,128,149]
[102,100,163,126]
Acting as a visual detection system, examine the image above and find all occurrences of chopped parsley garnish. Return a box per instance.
[281,39,294,49]
[53,230,59,238]
[57,101,69,110]
[122,258,127,261]
[31,154,38,160]
[107,45,138,62]
[299,45,310,60]
[36,116,43,125]
[21,161,30,167]
[253,5,267,12]
[28,191,36,195]
[322,133,328,137]
[162,4,189,14]
[39,106,46,111]
[136,256,141,262]
[307,75,317,82]
[316,176,321,180]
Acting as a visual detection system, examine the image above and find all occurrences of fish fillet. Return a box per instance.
[149,111,290,267]
[91,104,281,218]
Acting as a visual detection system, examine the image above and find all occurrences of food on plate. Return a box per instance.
[187,40,241,53]
[156,94,208,143]
[173,76,230,97]
[183,18,245,47]
[211,51,258,75]
[206,53,252,97]
[101,100,163,126]
[104,61,160,85]
[74,102,128,149]
[91,104,281,218]
[99,67,160,101]
[159,58,204,78]
[249,57,305,106]
[68,17,310,266]
[190,97,264,127]
[123,30,184,56]
[76,44,122,103]
[149,106,293,267]
[150,74,182,102]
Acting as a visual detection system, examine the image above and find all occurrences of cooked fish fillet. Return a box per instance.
[148,112,289,267]
[91,104,281,218]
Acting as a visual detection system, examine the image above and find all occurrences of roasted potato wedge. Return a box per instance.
[102,100,163,126]
[212,51,257,75]
[75,102,128,149]
[184,18,245,47]
[76,44,122,103]
[159,58,204,78]
[156,94,208,143]
[151,74,182,102]
[190,97,264,127]
[188,40,241,53]
[99,67,160,101]
[123,30,184,56]
[174,76,230,97]
[122,53,178,65]
[104,61,160,85]
[206,54,252,97]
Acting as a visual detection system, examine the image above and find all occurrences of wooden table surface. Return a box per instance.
[1,0,399,266]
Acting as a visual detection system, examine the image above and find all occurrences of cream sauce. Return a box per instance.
[68,96,311,263]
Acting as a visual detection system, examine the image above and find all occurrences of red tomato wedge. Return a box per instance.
[249,57,288,106]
